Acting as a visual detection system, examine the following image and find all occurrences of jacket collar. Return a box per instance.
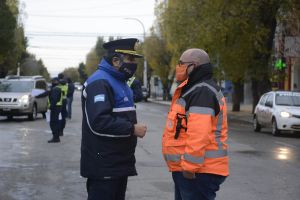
[182,63,213,94]
[98,58,126,81]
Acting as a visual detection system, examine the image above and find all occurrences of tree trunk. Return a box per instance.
[232,81,243,112]
[251,79,259,113]
[0,64,8,78]
[251,76,271,113]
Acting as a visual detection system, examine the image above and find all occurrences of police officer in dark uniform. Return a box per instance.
[81,38,147,200]
[57,73,68,136]
[48,77,62,143]
[127,76,143,103]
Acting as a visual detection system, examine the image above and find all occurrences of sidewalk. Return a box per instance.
[148,98,253,124]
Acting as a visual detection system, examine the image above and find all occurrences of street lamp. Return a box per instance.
[124,17,148,88]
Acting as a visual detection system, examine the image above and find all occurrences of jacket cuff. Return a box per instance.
[130,123,135,136]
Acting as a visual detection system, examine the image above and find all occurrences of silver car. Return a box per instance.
[0,76,48,120]
[253,91,300,136]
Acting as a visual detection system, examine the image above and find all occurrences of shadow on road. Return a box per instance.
[257,129,300,138]
[0,116,45,123]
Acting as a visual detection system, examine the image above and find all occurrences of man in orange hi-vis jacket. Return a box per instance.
[162,48,229,200]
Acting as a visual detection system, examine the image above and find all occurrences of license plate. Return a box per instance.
[3,108,11,111]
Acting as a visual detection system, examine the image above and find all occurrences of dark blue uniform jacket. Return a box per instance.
[80,58,137,179]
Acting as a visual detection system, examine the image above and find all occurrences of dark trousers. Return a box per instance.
[59,99,67,132]
[50,107,61,138]
[67,96,73,119]
[172,172,226,200]
[86,177,128,200]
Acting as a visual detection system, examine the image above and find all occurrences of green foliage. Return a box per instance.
[21,55,50,81]
[63,67,80,82]
[85,50,99,76]
[95,37,106,58]
[157,0,292,84]
[135,43,145,81]
[0,0,27,78]
[78,62,88,83]
[144,31,171,91]
[85,37,113,76]
[280,0,300,36]
[0,0,17,75]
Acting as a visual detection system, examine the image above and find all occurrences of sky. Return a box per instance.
[21,0,157,77]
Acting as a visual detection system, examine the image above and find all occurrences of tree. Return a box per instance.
[0,0,27,78]
[144,31,172,100]
[63,67,80,82]
[158,0,291,111]
[21,55,50,81]
[95,37,106,58]
[78,62,88,83]
[0,0,17,77]
[85,37,112,76]
[85,50,99,76]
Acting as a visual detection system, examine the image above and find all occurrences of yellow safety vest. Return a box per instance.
[57,84,68,100]
[127,77,136,87]
[48,86,63,108]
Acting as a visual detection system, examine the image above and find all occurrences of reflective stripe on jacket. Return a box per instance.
[57,84,68,100]
[162,79,229,176]
[48,86,63,108]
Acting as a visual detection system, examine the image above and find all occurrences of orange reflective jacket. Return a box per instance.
[162,79,229,176]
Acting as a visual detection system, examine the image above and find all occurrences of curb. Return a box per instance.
[227,114,253,125]
[148,99,253,125]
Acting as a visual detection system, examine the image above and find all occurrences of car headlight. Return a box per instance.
[280,111,291,118]
[19,95,29,104]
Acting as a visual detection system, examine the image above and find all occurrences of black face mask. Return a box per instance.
[119,62,137,80]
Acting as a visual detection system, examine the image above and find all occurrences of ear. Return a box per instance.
[112,57,120,67]
[187,64,195,75]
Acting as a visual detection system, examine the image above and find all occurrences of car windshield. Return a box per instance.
[0,80,34,92]
[275,93,300,106]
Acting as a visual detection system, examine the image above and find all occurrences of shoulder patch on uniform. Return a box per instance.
[94,94,105,103]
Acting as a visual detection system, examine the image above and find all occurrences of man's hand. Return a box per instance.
[134,123,147,138]
[182,171,196,179]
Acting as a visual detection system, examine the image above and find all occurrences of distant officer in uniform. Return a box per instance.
[66,77,75,119]
[81,38,147,200]
[48,77,62,143]
[127,76,143,103]
[57,73,68,136]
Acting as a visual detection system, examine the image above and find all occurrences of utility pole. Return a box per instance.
[124,18,148,89]
[17,62,20,76]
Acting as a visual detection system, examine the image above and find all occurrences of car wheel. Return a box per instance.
[253,115,261,132]
[28,104,37,121]
[272,118,280,136]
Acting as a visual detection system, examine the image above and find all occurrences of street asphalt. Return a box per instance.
[0,91,299,200]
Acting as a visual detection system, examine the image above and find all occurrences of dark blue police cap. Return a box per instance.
[103,38,143,58]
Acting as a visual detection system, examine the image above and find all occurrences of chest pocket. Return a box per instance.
[162,108,187,171]
[113,85,133,108]
[163,108,187,144]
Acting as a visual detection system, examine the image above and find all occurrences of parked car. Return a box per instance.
[253,91,300,136]
[74,82,83,91]
[142,86,149,102]
[0,76,48,120]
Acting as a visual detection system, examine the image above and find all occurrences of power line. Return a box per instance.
[29,45,92,50]
[27,13,153,19]
[27,0,138,13]
[26,32,144,38]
